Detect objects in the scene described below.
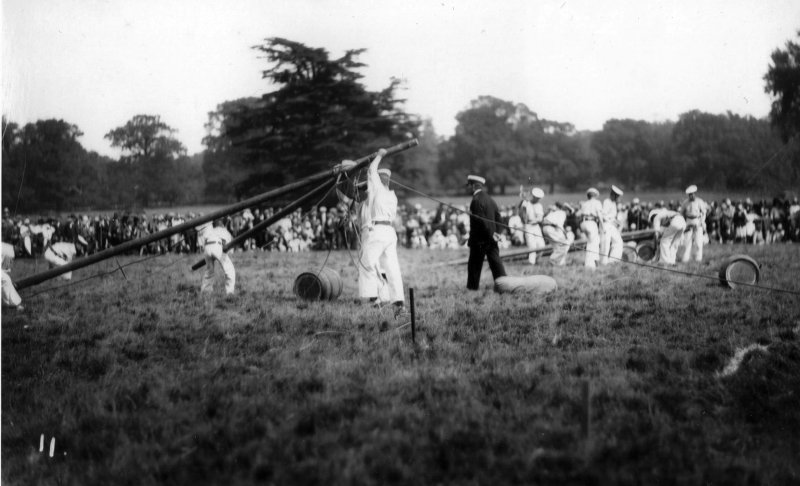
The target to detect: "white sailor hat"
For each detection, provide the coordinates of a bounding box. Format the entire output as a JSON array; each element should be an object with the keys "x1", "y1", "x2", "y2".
[
  {"x1": 586, "y1": 187, "x2": 599, "y2": 197},
  {"x1": 611, "y1": 185, "x2": 623, "y2": 196},
  {"x1": 561, "y1": 202, "x2": 575, "y2": 213},
  {"x1": 466, "y1": 175, "x2": 486, "y2": 185},
  {"x1": 378, "y1": 168, "x2": 391, "y2": 178},
  {"x1": 531, "y1": 187, "x2": 544, "y2": 198},
  {"x1": 685, "y1": 185, "x2": 698, "y2": 194}
]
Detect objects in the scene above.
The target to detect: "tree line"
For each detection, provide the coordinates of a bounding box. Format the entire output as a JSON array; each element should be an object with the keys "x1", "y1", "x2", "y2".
[{"x1": 3, "y1": 34, "x2": 799, "y2": 213}]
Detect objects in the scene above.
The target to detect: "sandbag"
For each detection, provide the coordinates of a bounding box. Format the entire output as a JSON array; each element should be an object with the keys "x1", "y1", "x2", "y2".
[{"x1": 494, "y1": 275, "x2": 558, "y2": 294}]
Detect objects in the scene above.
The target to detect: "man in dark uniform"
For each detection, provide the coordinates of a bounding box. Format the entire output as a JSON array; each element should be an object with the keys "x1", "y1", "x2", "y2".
[{"x1": 466, "y1": 175, "x2": 507, "y2": 290}]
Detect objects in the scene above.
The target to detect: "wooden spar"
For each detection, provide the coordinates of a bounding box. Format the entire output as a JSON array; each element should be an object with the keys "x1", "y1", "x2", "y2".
[
  {"x1": 440, "y1": 229, "x2": 656, "y2": 266},
  {"x1": 14, "y1": 139, "x2": 419, "y2": 290},
  {"x1": 190, "y1": 178, "x2": 335, "y2": 270}
]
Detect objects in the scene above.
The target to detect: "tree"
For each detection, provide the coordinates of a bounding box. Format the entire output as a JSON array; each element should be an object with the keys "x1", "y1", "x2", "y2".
[
  {"x1": 2, "y1": 118, "x2": 98, "y2": 212},
  {"x1": 202, "y1": 98, "x2": 261, "y2": 202},
  {"x1": 764, "y1": 31, "x2": 800, "y2": 142},
  {"x1": 394, "y1": 118, "x2": 441, "y2": 195},
  {"x1": 592, "y1": 119, "x2": 674, "y2": 190},
  {"x1": 672, "y1": 111, "x2": 783, "y2": 190},
  {"x1": 222, "y1": 37, "x2": 420, "y2": 197},
  {"x1": 439, "y1": 96, "x2": 586, "y2": 194},
  {"x1": 104, "y1": 115, "x2": 188, "y2": 206},
  {"x1": 105, "y1": 114, "x2": 186, "y2": 163},
  {"x1": 439, "y1": 96, "x2": 534, "y2": 194}
]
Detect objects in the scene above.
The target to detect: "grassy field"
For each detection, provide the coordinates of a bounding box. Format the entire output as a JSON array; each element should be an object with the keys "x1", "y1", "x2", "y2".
[{"x1": 2, "y1": 243, "x2": 799, "y2": 485}]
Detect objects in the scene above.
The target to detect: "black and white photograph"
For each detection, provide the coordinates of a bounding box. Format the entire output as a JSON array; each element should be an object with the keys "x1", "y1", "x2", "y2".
[{"x1": 2, "y1": 0, "x2": 800, "y2": 483}]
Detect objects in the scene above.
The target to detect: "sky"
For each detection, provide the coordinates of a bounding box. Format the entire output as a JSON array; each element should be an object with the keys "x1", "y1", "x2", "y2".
[{"x1": 3, "y1": 0, "x2": 799, "y2": 158}]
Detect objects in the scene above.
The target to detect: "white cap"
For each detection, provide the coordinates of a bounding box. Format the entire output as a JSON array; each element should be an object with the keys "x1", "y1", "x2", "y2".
[
  {"x1": 685, "y1": 185, "x2": 697, "y2": 194},
  {"x1": 611, "y1": 185, "x2": 623, "y2": 196},
  {"x1": 531, "y1": 187, "x2": 544, "y2": 198},
  {"x1": 467, "y1": 175, "x2": 486, "y2": 185},
  {"x1": 587, "y1": 187, "x2": 599, "y2": 197},
  {"x1": 378, "y1": 168, "x2": 391, "y2": 178}
]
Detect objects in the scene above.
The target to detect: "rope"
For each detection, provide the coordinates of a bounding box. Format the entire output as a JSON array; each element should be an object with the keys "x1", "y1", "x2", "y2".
[
  {"x1": 390, "y1": 177, "x2": 800, "y2": 297},
  {"x1": 21, "y1": 234, "x2": 195, "y2": 299},
  {"x1": 743, "y1": 136, "x2": 797, "y2": 187},
  {"x1": 13, "y1": 153, "x2": 28, "y2": 217}
]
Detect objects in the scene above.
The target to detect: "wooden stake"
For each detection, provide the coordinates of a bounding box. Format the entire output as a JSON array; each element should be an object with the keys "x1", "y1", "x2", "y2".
[{"x1": 410, "y1": 288, "x2": 415, "y2": 344}]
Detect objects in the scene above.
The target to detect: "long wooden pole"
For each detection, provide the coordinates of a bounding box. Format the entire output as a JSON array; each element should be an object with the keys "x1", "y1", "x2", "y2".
[
  {"x1": 440, "y1": 229, "x2": 656, "y2": 266},
  {"x1": 190, "y1": 179, "x2": 335, "y2": 270},
  {"x1": 14, "y1": 139, "x2": 419, "y2": 290}
]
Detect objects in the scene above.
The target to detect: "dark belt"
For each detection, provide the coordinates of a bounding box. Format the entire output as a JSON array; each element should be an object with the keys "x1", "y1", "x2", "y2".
[
  {"x1": 373, "y1": 221, "x2": 392, "y2": 226},
  {"x1": 205, "y1": 241, "x2": 221, "y2": 246},
  {"x1": 582, "y1": 216, "x2": 597, "y2": 222},
  {"x1": 47, "y1": 248, "x2": 68, "y2": 260},
  {"x1": 542, "y1": 223, "x2": 559, "y2": 228},
  {"x1": 686, "y1": 215, "x2": 700, "y2": 219}
]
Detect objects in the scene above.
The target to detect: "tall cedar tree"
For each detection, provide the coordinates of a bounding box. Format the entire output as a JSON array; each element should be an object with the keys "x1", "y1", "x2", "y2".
[
  {"x1": 764, "y1": 31, "x2": 800, "y2": 143},
  {"x1": 224, "y1": 38, "x2": 419, "y2": 197}
]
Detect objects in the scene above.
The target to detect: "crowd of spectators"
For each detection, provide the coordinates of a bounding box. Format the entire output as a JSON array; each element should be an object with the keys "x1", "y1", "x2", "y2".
[{"x1": 3, "y1": 195, "x2": 799, "y2": 259}]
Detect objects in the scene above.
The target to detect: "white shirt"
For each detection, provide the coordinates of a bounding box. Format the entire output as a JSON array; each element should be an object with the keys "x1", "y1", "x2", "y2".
[
  {"x1": 651, "y1": 209, "x2": 680, "y2": 232},
  {"x1": 200, "y1": 226, "x2": 233, "y2": 246},
  {"x1": 682, "y1": 197, "x2": 707, "y2": 220},
  {"x1": 2, "y1": 242, "x2": 14, "y2": 270},
  {"x1": 47, "y1": 242, "x2": 77, "y2": 261},
  {"x1": 543, "y1": 209, "x2": 568, "y2": 228},
  {"x1": 367, "y1": 156, "x2": 398, "y2": 224},
  {"x1": 602, "y1": 199, "x2": 618, "y2": 223},
  {"x1": 520, "y1": 200, "x2": 544, "y2": 225},
  {"x1": 578, "y1": 199, "x2": 604, "y2": 222}
]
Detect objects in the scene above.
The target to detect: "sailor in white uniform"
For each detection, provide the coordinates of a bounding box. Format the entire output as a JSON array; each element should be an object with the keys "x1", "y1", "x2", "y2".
[
  {"x1": 199, "y1": 221, "x2": 236, "y2": 295},
  {"x1": 680, "y1": 185, "x2": 708, "y2": 263},
  {"x1": 338, "y1": 149, "x2": 404, "y2": 310},
  {"x1": 600, "y1": 185, "x2": 624, "y2": 265},
  {"x1": 576, "y1": 187, "x2": 605, "y2": 268},
  {"x1": 520, "y1": 187, "x2": 545, "y2": 264},
  {"x1": 650, "y1": 208, "x2": 686, "y2": 266},
  {"x1": 43, "y1": 240, "x2": 78, "y2": 280}
]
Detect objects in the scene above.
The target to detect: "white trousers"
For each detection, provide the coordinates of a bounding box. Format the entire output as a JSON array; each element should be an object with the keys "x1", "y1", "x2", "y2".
[
  {"x1": 357, "y1": 228, "x2": 390, "y2": 302},
  {"x1": 358, "y1": 225, "x2": 404, "y2": 304},
  {"x1": 600, "y1": 223, "x2": 623, "y2": 265},
  {"x1": 680, "y1": 218, "x2": 704, "y2": 262},
  {"x1": 524, "y1": 224, "x2": 545, "y2": 264},
  {"x1": 1, "y1": 270, "x2": 21, "y2": 307},
  {"x1": 44, "y1": 248, "x2": 72, "y2": 280},
  {"x1": 202, "y1": 243, "x2": 236, "y2": 295},
  {"x1": 542, "y1": 225, "x2": 574, "y2": 266},
  {"x1": 580, "y1": 220, "x2": 600, "y2": 267},
  {"x1": 659, "y1": 216, "x2": 687, "y2": 265}
]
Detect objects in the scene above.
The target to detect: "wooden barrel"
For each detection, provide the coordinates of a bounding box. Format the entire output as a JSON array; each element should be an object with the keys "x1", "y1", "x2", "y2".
[
  {"x1": 293, "y1": 268, "x2": 343, "y2": 301},
  {"x1": 321, "y1": 267, "x2": 343, "y2": 300},
  {"x1": 718, "y1": 255, "x2": 760, "y2": 289},
  {"x1": 621, "y1": 246, "x2": 638, "y2": 263},
  {"x1": 636, "y1": 241, "x2": 656, "y2": 262}
]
